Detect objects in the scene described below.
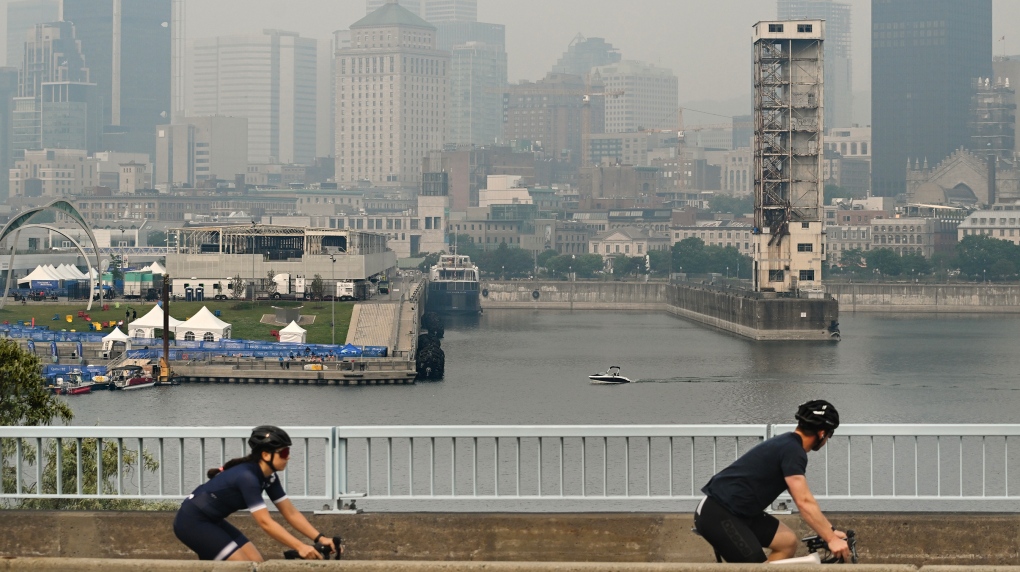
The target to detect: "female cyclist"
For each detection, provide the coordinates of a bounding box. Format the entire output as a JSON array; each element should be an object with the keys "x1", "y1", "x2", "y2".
[{"x1": 173, "y1": 425, "x2": 339, "y2": 561}]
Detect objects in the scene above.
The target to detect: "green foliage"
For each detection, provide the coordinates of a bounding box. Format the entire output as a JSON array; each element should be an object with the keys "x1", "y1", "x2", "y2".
[
  {"x1": 475, "y1": 243, "x2": 534, "y2": 278},
  {"x1": 229, "y1": 274, "x2": 245, "y2": 299},
  {"x1": 0, "y1": 339, "x2": 71, "y2": 427},
  {"x1": 863, "y1": 248, "x2": 932, "y2": 278},
  {"x1": 953, "y1": 235, "x2": 1020, "y2": 281},
  {"x1": 3, "y1": 437, "x2": 176, "y2": 510},
  {"x1": 546, "y1": 253, "x2": 604, "y2": 279},
  {"x1": 536, "y1": 249, "x2": 558, "y2": 270},
  {"x1": 417, "y1": 252, "x2": 442, "y2": 272},
  {"x1": 671, "y1": 237, "x2": 752, "y2": 278},
  {"x1": 449, "y1": 234, "x2": 482, "y2": 258},
  {"x1": 108, "y1": 254, "x2": 125, "y2": 282},
  {"x1": 612, "y1": 256, "x2": 645, "y2": 278},
  {"x1": 647, "y1": 249, "x2": 672, "y2": 275},
  {"x1": 707, "y1": 194, "x2": 753, "y2": 216},
  {"x1": 309, "y1": 274, "x2": 325, "y2": 299},
  {"x1": 265, "y1": 270, "x2": 278, "y2": 295}
]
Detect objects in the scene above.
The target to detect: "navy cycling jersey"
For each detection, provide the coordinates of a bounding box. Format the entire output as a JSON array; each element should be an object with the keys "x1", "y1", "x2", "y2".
[
  {"x1": 701, "y1": 432, "x2": 807, "y2": 518},
  {"x1": 186, "y1": 461, "x2": 287, "y2": 520}
]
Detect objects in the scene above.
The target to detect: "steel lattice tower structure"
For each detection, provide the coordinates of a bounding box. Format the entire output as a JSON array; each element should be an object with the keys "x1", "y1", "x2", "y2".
[{"x1": 752, "y1": 21, "x2": 825, "y2": 294}]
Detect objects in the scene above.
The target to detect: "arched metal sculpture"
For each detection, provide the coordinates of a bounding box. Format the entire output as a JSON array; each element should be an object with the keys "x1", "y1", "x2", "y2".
[{"x1": 0, "y1": 200, "x2": 102, "y2": 311}]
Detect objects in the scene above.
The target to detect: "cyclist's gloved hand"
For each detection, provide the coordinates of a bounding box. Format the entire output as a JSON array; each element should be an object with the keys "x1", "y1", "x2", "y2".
[
  {"x1": 297, "y1": 544, "x2": 324, "y2": 560},
  {"x1": 827, "y1": 532, "x2": 851, "y2": 561},
  {"x1": 319, "y1": 536, "x2": 339, "y2": 556}
]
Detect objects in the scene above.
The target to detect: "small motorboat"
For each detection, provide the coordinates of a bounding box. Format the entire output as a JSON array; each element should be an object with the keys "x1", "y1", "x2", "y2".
[
  {"x1": 110, "y1": 365, "x2": 156, "y2": 391},
  {"x1": 588, "y1": 366, "x2": 632, "y2": 384}
]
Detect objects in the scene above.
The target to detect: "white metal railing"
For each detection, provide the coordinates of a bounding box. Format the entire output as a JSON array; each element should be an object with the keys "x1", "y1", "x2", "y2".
[{"x1": 5, "y1": 425, "x2": 1020, "y2": 512}]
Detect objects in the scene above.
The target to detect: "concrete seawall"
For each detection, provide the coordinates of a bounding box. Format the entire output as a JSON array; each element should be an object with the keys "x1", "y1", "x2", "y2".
[
  {"x1": 825, "y1": 283, "x2": 1020, "y2": 313},
  {"x1": 480, "y1": 282, "x2": 838, "y2": 340},
  {"x1": 1, "y1": 511, "x2": 1019, "y2": 566}
]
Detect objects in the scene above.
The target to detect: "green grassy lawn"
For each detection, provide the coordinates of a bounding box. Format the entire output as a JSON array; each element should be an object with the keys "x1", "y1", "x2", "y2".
[{"x1": 0, "y1": 299, "x2": 355, "y2": 345}]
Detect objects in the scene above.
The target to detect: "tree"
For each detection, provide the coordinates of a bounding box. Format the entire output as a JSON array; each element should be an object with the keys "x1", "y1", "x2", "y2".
[
  {"x1": 707, "y1": 194, "x2": 754, "y2": 216},
  {"x1": 108, "y1": 254, "x2": 125, "y2": 282},
  {"x1": 673, "y1": 237, "x2": 710, "y2": 275},
  {"x1": 612, "y1": 256, "x2": 644, "y2": 278},
  {"x1": 309, "y1": 274, "x2": 325, "y2": 299},
  {"x1": 647, "y1": 249, "x2": 671, "y2": 275},
  {"x1": 0, "y1": 339, "x2": 71, "y2": 427},
  {"x1": 953, "y1": 235, "x2": 1020, "y2": 281},
  {"x1": 864, "y1": 248, "x2": 903, "y2": 277},
  {"x1": 265, "y1": 270, "x2": 278, "y2": 296},
  {"x1": 536, "y1": 249, "x2": 558, "y2": 271},
  {"x1": 146, "y1": 230, "x2": 166, "y2": 247},
  {"x1": 417, "y1": 252, "x2": 442, "y2": 273},
  {"x1": 229, "y1": 274, "x2": 246, "y2": 299}
]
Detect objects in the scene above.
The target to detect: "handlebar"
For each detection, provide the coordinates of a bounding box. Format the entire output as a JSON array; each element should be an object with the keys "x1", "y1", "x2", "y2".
[
  {"x1": 283, "y1": 536, "x2": 344, "y2": 560},
  {"x1": 803, "y1": 529, "x2": 858, "y2": 564}
]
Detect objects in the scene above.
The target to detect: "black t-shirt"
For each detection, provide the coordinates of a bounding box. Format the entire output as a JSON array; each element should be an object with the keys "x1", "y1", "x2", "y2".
[
  {"x1": 701, "y1": 432, "x2": 807, "y2": 518},
  {"x1": 186, "y1": 461, "x2": 287, "y2": 520}
]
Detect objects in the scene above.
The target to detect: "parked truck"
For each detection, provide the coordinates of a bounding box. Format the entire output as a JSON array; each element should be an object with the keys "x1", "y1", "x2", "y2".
[
  {"x1": 336, "y1": 280, "x2": 369, "y2": 301},
  {"x1": 269, "y1": 273, "x2": 307, "y2": 300}
]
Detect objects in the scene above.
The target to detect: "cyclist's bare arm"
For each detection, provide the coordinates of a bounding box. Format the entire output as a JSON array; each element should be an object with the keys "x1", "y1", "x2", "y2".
[
  {"x1": 275, "y1": 498, "x2": 338, "y2": 555},
  {"x1": 252, "y1": 506, "x2": 322, "y2": 560},
  {"x1": 785, "y1": 475, "x2": 850, "y2": 560}
]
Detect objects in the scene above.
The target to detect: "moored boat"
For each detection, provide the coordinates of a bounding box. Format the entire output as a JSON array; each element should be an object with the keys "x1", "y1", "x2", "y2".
[
  {"x1": 426, "y1": 254, "x2": 481, "y2": 314},
  {"x1": 110, "y1": 365, "x2": 156, "y2": 390}
]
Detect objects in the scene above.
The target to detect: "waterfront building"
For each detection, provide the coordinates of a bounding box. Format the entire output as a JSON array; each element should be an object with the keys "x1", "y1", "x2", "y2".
[
  {"x1": 551, "y1": 35, "x2": 621, "y2": 77},
  {"x1": 593, "y1": 60, "x2": 678, "y2": 134},
  {"x1": 6, "y1": 0, "x2": 58, "y2": 68},
  {"x1": 61, "y1": 0, "x2": 172, "y2": 156},
  {"x1": 957, "y1": 205, "x2": 1020, "y2": 245},
  {"x1": 824, "y1": 205, "x2": 888, "y2": 227},
  {"x1": 191, "y1": 30, "x2": 317, "y2": 165},
  {"x1": 823, "y1": 224, "x2": 871, "y2": 266},
  {"x1": 869, "y1": 217, "x2": 959, "y2": 258},
  {"x1": 70, "y1": 191, "x2": 298, "y2": 224},
  {"x1": 670, "y1": 220, "x2": 754, "y2": 257},
  {"x1": 155, "y1": 116, "x2": 249, "y2": 190},
  {"x1": 871, "y1": 0, "x2": 992, "y2": 197},
  {"x1": 336, "y1": 1, "x2": 450, "y2": 187},
  {"x1": 9, "y1": 148, "x2": 97, "y2": 197},
  {"x1": 590, "y1": 226, "x2": 670, "y2": 258},
  {"x1": 777, "y1": 0, "x2": 853, "y2": 129},
  {"x1": 752, "y1": 20, "x2": 825, "y2": 293}
]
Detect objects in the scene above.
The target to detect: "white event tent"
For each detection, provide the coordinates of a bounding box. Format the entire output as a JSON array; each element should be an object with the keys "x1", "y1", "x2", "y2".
[
  {"x1": 101, "y1": 327, "x2": 132, "y2": 352},
  {"x1": 141, "y1": 261, "x2": 166, "y2": 275},
  {"x1": 173, "y1": 306, "x2": 232, "y2": 341},
  {"x1": 128, "y1": 304, "x2": 183, "y2": 338},
  {"x1": 278, "y1": 320, "x2": 306, "y2": 343}
]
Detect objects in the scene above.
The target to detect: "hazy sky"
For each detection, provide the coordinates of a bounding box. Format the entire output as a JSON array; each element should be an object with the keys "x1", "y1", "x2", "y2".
[{"x1": 4, "y1": 0, "x2": 1020, "y2": 118}]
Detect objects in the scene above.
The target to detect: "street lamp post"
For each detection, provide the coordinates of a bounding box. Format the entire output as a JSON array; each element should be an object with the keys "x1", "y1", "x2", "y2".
[{"x1": 329, "y1": 254, "x2": 336, "y2": 345}]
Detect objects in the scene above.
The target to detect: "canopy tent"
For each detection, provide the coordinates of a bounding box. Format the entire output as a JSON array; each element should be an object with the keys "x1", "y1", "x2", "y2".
[
  {"x1": 142, "y1": 261, "x2": 166, "y2": 275},
  {"x1": 101, "y1": 327, "x2": 132, "y2": 352},
  {"x1": 18, "y1": 265, "x2": 62, "y2": 286},
  {"x1": 278, "y1": 320, "x2": 306, "y2": 343},
  {"x1": 128, "y1": 304, "x2": 182, "y2": 339},
  {"x1": 173, "y1": 306, "x2": 232, "y2": 342}
]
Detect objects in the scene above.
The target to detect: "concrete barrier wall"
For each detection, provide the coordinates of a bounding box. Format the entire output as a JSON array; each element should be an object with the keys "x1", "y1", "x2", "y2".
[
  {"x1": 2, "y1": 512, "x2": 1020, "y2": 566},
  {"x1": 480, "y1": 282, "x2": 837, "y2": 341},
  {"x1": 825, "y1": 283, "x2": 1020, "y2": 313}
]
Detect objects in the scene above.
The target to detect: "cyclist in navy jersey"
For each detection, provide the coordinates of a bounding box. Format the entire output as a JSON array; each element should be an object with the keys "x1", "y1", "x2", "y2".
[
  {"x1": 694, "y1": 400, "x2": 850, "y2": 563},
  {"x1": 174, "y1": 426, "x2": 339, "y2": 561}
]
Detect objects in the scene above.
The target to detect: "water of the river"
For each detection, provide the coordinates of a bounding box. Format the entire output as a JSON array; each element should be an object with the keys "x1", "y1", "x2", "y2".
[{"x1": 64, "y1": 310, "x2": 1020, "y2": 427}]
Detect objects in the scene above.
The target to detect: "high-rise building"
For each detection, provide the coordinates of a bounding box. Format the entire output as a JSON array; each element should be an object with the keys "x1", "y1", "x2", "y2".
[
  {"x1": 778, "y1": 0, "x2": 853, "y2": 129},
  {"x1": 12, "y1": 22, "x2": 101, "y2": 154},
  {"x1": 61, "y1": 0, "x2": 172, "y2": 157},
  {"x1": 449, "y1": 41, "x2": 506, "y2": 147},
  {"x1": 593, "y1": 60, "x2": 678, "y2": 134},
  {"x1": 6, "y1": 0, "x2": 59, "y2": 68},
  {"x1": 752, "y1": 20, "x2": 825, "y2": 293},
  {"x1": 191, "y1": 30, "x2": 318, "y2": 165},
  {"x1": 551, "y1": 35, "x2": 621, "y2": 77},
  {"x1": 155, "y1": 116, "x2": 248, "y2": 190},
  {"x1": 0, "y1": 68, "x2": 20, "y2": 201},
  {"x1": 871, "y1": 0, "x2": 992, "y2": 197},
  {"x1": 336, "y1": 1, "x2": 449, "y2": 186},
  {"x1": 423, "y1": 0, "x2": 476, "y2": 23},
  {"x1": 504, "y1": 73, "x2": 600, "y2": 164}
]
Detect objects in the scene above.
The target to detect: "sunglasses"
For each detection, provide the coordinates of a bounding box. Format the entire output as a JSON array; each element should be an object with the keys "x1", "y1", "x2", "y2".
[{"x1": 276, "y1": 447, "x2": 290, "y2": 460}]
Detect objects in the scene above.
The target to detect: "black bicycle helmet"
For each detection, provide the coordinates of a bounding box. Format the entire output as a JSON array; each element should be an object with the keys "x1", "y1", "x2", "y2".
[
  {"x1": 248, "y1": 425, "x2": 292, "y2": 452},
  {"x1": 795, "y1": 400, "x2": 840, "y2": 431}
]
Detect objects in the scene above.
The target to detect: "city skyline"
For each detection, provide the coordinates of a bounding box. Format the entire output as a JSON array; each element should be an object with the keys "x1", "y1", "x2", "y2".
[{"x1": 16, "y1": 0, "x2": 1007, "y2": 115}]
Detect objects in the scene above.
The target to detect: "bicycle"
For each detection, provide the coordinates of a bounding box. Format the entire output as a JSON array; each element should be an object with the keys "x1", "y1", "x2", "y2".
[
  {"x1": 283, "y1": 535, "x2": 344, "y2": 560},
  {"x1": 694, "y1": 527, "x2": 858, "y2": 564}
]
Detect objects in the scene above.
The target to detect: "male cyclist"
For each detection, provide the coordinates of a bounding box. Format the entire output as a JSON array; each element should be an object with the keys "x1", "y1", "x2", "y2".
[{"x1": 694, "y1": 400, "x2": 850, "y2": 563}]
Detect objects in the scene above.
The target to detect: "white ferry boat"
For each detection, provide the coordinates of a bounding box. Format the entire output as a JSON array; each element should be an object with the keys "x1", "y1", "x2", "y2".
[{"x1": 426, "y1": 254, "x2": 481, "y2": 313}]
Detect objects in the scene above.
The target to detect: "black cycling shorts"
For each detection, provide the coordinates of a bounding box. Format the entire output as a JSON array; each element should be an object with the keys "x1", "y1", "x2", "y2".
[
  {"x1": 693, "y1": 495, "x2": 780, "y2": 563},
  {"x1": 173, "y1": 499, "x2": 250, "y2": 561}
]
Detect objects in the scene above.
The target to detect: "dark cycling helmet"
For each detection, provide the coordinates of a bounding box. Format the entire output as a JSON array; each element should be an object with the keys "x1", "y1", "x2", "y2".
[
  {"x1": 249, "y1": 425, "x2": 292, "y2": 452},
  {"x1": 795, "y1": 400, "x2": 840, "y2": 431}
]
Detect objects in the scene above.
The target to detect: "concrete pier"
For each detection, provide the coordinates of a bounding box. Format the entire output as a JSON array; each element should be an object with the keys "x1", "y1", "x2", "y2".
[{"x1": 481, "y1": 281, "x2": 838, "y2": 341}]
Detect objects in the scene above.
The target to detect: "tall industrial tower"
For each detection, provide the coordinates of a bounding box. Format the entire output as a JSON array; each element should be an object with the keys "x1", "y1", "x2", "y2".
[{"x1": 752, "y1": 20, "x2": 824, "y2": 294}]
